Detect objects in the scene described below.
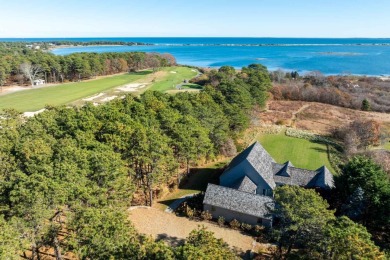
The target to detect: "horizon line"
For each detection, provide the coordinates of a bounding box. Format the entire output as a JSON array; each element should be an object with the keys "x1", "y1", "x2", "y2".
[{"x1": 1, "y1": 36, "x2": 390, "y2": 39}]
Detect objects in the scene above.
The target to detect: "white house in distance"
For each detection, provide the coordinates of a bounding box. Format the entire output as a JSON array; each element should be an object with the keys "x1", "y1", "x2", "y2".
[
  {"x1": 33, "y1": 79, "x2": 45, "y2": 86},
  {"x1": 203, "y1": 141, "x2": 334, "y2": 227}
]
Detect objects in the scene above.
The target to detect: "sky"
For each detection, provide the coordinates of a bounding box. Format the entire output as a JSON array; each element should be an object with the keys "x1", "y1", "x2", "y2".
[{"x1": 0, "y1": 0, "x2": 389, "y2": 38}]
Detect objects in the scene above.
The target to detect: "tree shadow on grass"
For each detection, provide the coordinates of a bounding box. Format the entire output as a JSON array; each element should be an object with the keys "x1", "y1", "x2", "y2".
[
  {"x1": 179, "y1": 162, "x2": 226, "y2": 191},
  {"x1": 158, "y1": 162, "x2": 227, "y2": 208},
  {"x1": 158, "y1": 198, "x2": 181, "y2": 208},
  {"x1": 129, "y1": 70, "x2": 152, "y2": 76},
  {"x1": 310, "y1": 147, "x2": 328, "y2": 153},
  {"x1": 181, "y1": 84, "x2": 203, "y2": 90}
]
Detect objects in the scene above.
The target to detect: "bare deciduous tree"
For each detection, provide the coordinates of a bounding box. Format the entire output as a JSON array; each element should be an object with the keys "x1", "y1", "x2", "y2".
[
  {"x1": 20, "y1": 62, "x2": 42, "y2": 86},
  {"x1": 161, "y1": 53, "x2": 177, "y2": 66}
]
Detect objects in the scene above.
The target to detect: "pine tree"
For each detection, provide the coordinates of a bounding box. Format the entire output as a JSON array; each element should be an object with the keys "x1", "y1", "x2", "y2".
[{"x1": 361, "y1": 99, "x2": 371, "y2": 111}]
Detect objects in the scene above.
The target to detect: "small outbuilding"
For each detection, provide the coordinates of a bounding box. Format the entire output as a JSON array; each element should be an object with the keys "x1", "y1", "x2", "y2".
[{"x1": 33, "y1": 79, "x2": 45, "y2": 86}]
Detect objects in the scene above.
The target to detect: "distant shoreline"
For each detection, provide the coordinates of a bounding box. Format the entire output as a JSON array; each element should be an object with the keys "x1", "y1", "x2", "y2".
[
  {"x1": 49, "y1": 44, "x2": 390, "y2": 77},
  {"x1": 47, "y1": 44, "x2": 124, "y2": 51},
  {"x1": 40, "y1": 38, "x2": 390, "y2": 76}
]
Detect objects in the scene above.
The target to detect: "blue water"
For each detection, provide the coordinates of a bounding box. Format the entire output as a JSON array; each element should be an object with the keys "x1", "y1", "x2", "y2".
[{"x1": 3, "y1": 38, "x2": 390, "y2": 75}]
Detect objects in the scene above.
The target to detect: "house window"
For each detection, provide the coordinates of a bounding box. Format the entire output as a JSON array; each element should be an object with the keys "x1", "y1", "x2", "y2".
[
  {"x1": 257, "y1": 218, "x2": 263, "y2": 224},
  {"x1": 263, "y1": 189, "x2": 273, "y2": 196}
]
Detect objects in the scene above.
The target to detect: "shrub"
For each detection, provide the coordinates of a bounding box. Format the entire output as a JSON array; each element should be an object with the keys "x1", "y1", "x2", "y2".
[
  {"x1": 275, "y1": 119, "x2": 290, "y2": 126},
  {"x1": 175, "y1": 193, "x2": 205, "y2": 218},
  {"x1": 258, "y1": 125, "x2": 284, "y2": 134},
  {"x1": 200, "y1": 211, "x2": 212, "y2": 221},
  {"x1": 241, "y1": 222, "x2": 252, "y2": 231},
  {"x1": 217, "y1": 216, "x2": 225, "y2": 227},
  {"x1": 254, "y1": 225, "x2": 265, "y2": 236},
  {"x1": 229, "y1": 219, "x2": 241, "y2": 230},
  {"x1": 185, "y1": 206, "x2": 194, "y2": 220},
  {"x1": 361, "y1": 99, "x2": 371, "y2": 111}
]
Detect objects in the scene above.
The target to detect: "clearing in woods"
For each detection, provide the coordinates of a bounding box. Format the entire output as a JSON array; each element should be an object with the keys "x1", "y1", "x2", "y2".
[
  {"x1": 258, "y1": 131, "x2": 335, "y2": 172},
  {"x1": 0, "y1": 67, "x2": 198, "y2": 112}
]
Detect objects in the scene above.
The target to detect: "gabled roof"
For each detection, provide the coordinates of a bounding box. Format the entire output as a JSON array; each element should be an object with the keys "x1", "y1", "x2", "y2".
[
  {"x1": 222, "y1": 141, "x2": 334, "y2": 191},
  {"x1": 273, "y1": 163, "x2": 334, "y2": 189},
  {"x1": 247, "y1": 142, "x2": 276, "y2": 188},
  {"x1": 275, "y1": 161, "x2": 294, "y2": 177},
  {"x1": 222, "y1": 142, "x2": 276, "y2": 189},
  {"x1": 273, "y1": 165, "x2": 317, "y2": 187},
  {"x1": 222, "y1": 142, "x2": 257, "y2": 173},
  {"x1": 307, "y1": 166, "x2": 335, "y2": 189},
  {"x1": 203, "y1": 184, "x2": 274, "y2": 219},
  {"x1": 232, "y1": 175, "x2": 257, "y2": 194}
]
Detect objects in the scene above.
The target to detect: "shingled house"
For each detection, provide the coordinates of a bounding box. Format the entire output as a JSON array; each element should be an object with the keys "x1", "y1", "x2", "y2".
[{"x1": 203, "y1": 141, "x2": 334, "y2": 227}]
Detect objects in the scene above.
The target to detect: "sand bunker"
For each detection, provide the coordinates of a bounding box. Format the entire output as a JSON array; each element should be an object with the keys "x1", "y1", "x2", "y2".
[
  {"x1": 83, "y1": 93, "x2": 105, "y2": 101},
  {"x1": 23, "y1": 109, "x2": 46, "y2": 118},
  {"x1": 101, "y1": 96, "x2": 117, "y2": 102},
  {"x1": 117, "y1": 84, "x2": 145, "y2": 92}
]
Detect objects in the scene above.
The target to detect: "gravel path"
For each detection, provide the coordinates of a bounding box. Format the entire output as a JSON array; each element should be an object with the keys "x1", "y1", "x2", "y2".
[
  {"x1": 164, "y1": 193, "x2": 197, "y2": 213},
  {"x1": 128, "y1": 207, "x2": 256, "y2": 253}
]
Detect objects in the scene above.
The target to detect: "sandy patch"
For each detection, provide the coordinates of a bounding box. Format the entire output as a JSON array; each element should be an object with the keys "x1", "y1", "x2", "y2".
[
  {"x1": 166, "y1": 89, "x2": 201, "y2": 94},
  {"x1": 170, "y1": 71, "x2": 177, "y2": 74},
  {"x1": 117, "y1": 84, "x2": 145, "y2": 92},
  {"x1": 128, "y1": 207, "x2": 257, "y2": 252},
  {"x1": 101, "y1": 96, "x2": 117, "y2": 102},
  {"x1": 82, "y1": 93, "x2": 105, "y2": 101},
  {"x1": 23, "y1": 109, "x2": 46, "y2": 118},
  {"x1": 0, "y1": 86, "x2": 28, "y2": 96},
  {"x1": 0, "y1": 84, "x2": 59, "y2": 97}
]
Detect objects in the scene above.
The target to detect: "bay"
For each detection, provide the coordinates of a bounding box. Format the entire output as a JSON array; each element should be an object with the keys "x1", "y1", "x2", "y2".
[{"x1": 3, "y1": 37, "x2": 390, "y2": 75}]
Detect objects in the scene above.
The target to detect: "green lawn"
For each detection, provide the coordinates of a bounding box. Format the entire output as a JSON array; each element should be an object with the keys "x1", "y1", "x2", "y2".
[
  {"x1": 385, "y1": 141, "x2": 390, "y2": 151},
  {"x1": 258, "y1": 132, "x2": 335, "y2": 172},
  {"x1": 0, "y1": 71, "x2": 151, "y2": 112},
  {"x1": 156, "y1": 160, "x2": 227, "y2": 210},
  {"x1": 181, "y1": 83, "x2": 203, "y2": 90},
  {"x1": 147, "y1": 67, "x2": 198, "y2": 92},
  {"x1": 0, "y1": 67, "x2": 198, "y2": 112}
]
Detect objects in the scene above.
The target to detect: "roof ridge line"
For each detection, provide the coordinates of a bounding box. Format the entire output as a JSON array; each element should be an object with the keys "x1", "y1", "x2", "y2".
[{"x1": 207, "y1": 183, "x2": 267, "y2": 197}]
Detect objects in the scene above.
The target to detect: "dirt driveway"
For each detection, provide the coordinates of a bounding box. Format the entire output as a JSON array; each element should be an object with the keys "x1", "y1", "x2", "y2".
[{"x1": 128, "y1": 207, "x2": 262, "y2": 254}]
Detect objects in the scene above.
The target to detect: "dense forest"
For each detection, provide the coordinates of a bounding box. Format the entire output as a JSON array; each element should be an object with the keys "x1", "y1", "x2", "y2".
[
  {"x1": 0, "y1": 64, "x2": 271, "y2": 258},
  {"x1": 0, "y1": 42, "x2": 175, "y2": 86}
]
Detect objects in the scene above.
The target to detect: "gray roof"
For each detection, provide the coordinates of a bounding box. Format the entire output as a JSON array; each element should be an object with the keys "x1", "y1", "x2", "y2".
[
  {"x1": 203, "y1": 184, "x2": 274, "y2": 219},
  {"x1": 222, "y1": 142, "x2": 276, "y2": 189},
  {"x1": 222, "y1": 141, "x2": 334, "y2": 191},
  {"x1": 247, "y1": 142, "x2": 276, "y2": 188},
  {"x1": 274, "y1": 161, "x2": 294, "y2": 177},
  {"x1": 308, "y1": 166, "x2": 335, "y2": 189},
  {"x1": 273, "y1": 163, "x2": 334, "y2": 189},
  {"x1": 222, "y1": 142, "x2": 257, "y2": 173},
  {"x1": 232, "y1": 175, "x2": 257, "y2": 194},
  {"x1": 273, "y1": 164, "x2": 317, "y2": 186}
]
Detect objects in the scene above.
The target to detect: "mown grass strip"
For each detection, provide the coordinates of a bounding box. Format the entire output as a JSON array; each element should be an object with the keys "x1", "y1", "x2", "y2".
[
  {"x1": 258, "y1": 132, "x2": 335, "y2": 172},
  {"x1": 0, "y1": 71, "x2": 151, "y2": 112},
  {"x1": 147, "y1": 67, "x2": 198, "y2": 92}
]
